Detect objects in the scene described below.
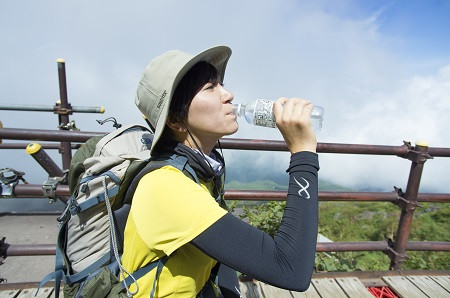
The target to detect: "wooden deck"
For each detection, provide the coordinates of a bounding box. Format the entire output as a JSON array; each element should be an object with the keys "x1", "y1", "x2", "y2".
[
  {"x1": 239, "y1": 275, "x2": 450, "y2": 298},
  {"x1": 0, "y1": 275, "x2": 449, "y2": 298}
]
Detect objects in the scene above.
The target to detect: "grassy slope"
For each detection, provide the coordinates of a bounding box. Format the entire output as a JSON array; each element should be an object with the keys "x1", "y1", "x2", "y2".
[{"x1": 225, "y1": 179, "x2": 449, "y2": 271}]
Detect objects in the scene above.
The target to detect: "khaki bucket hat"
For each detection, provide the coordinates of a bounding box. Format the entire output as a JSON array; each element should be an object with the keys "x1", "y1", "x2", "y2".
[{"x1": 135, "y1": 45, "x2": 232, "y2": 154}]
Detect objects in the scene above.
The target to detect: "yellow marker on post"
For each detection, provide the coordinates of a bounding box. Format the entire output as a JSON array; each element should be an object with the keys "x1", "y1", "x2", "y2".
[
  {"x1": 415, "y1": 140, "x2": 429, "y2": 147},
  {"x1": 26, "y1": 143, "x2": 42, "y2": 155},
  {"x1": 26, "y1": 143, "x2": 64, "y2": 177}
]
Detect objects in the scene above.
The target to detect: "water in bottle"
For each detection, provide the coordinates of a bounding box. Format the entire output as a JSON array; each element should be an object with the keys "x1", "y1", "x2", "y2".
[{"x1": 233, "y1": 99, "x2": 324, "y2": 132}]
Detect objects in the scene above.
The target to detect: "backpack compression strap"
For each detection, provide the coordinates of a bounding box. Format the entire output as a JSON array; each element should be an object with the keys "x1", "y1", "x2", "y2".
[
  {"x1": 110, "y1": 255, "x2": 168, "y2": 297},
  {"x1": 68, "y1": 171, "x2": 121, "y2": 216}
]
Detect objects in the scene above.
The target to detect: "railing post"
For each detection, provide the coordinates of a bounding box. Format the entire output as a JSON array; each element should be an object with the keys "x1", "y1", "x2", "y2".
[
  {"x1": 388, "y1": 141, "x2": 432, "y2": 269},
  {"x1": 26, "y1": 143, "x2": 64, "y2": 177},
  {"x1": 56, "y1": 58, "x2": 73, "y2": 170}
]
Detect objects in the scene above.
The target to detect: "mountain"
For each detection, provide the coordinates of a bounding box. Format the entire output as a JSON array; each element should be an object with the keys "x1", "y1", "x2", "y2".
[{"x1": 225, "y1": 179, "x2": 352, "y2": 191}]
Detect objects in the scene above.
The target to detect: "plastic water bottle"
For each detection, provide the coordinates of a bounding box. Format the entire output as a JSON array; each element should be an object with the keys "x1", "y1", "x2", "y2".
[{"x1": 234, "y1": 99, "x2": 324, "y2": 132}]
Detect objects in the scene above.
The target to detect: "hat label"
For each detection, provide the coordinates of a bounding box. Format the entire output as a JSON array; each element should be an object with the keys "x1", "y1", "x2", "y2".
[{"x1": 157, "y1": 90, "x2": 167, "y2": 108}]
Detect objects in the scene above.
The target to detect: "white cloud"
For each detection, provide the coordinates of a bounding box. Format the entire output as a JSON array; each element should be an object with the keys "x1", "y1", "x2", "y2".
[
  {"x1": 226, "y1": 3, "x2": 450, "y2": 192},
  {"x1": 317, "y1": 63, "x2": 450, "y2": 191}
]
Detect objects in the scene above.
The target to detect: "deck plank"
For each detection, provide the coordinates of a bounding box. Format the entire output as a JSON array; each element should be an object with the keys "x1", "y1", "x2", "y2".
[
  {"x1": 336, "y1": 277, "x2": 373, "y2": 297},
  {"x1": 0, "y1": 289, "x2": 20, "y2": 298},
  {"x1": 431, "y1": 276, "x2": 450, "y2": 293},
  {"x1": 382, "y1": 276, "x2": 428, "y2": 298},
  {"x1": 40, "y1": 287, "x2": 54, "y2": 298},
  {"x1": 290, "y1": 283, "x2": 321, "y2": 298},
  {"x1": 15, "y1": 288, "x2": 35, "y2": 298},
  {"x1": 311, "y1": 278, "x2": 347, "y2": 297},
  {"x1": 406, "y1": 276, "x2": 449, "y2": 298},
  {"x1": 16, "y1": 287, "x2": 53, "y2": 298},
  {"x1": 2, "y1": 275, "x2": 449, "y2": 298},
  {"x1": 239, "y1": 281, "x2": 263, "y2": 298},
  {"x1": 258, "y1": 282, "x2": 292, "y2": 298}
]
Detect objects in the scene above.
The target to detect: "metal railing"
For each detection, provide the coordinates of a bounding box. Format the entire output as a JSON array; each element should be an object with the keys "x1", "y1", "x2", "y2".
[
  {"x1": 1, "y1": 128, "x2": 449, "y2": 270},
  {"x1": 0, "y1": 59, "x2": 449, "y2": 272}
]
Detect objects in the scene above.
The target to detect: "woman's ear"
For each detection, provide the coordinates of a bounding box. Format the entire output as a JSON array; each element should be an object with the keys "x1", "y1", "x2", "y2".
[{"x1": 166, "y1": 116, "x2": 187, "y2": 132}]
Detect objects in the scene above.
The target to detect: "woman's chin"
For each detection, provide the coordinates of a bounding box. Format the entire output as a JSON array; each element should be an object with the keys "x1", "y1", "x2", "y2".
[{"x1": 229, "y1": 122, "x2": 239, "y2": 135}]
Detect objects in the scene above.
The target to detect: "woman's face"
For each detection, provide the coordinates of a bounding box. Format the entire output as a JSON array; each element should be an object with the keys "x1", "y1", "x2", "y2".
[{"x1": 185, "y1": 82, "x2": 238, "y2": 146}]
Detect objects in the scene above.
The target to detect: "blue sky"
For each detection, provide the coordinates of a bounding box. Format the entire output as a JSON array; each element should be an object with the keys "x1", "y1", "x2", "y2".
[
  {"x1": 363, "y1": 0, "x2": 449, "y2": 63},
  {"x1": 1, "y1": 0, "x2": 450, "y2": 210}
]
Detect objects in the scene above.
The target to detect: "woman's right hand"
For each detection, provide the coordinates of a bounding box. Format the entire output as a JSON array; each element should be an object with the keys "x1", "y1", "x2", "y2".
[{"x1": 273, "y1": 97, "x2": 317, "y2": 154}]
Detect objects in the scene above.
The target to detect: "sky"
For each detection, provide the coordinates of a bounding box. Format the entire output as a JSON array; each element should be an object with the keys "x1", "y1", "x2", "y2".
[{"x1": 1, "y1": 0, "x2": 450, "y2": 211}]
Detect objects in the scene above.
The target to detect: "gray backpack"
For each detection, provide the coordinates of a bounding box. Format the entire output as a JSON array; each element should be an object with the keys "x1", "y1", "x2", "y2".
[{"x1": 38, "y1": 124, "x2": 199, "y2": 297}]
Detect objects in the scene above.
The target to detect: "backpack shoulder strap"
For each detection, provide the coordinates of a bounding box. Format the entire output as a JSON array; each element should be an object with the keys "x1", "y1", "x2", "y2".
[
  {"x1": 115, "y1": 153, "x2": 199, "y2": 296},
  {"x1": 123, "y1": 153, "x2": 199, "y2": 203},
  {"x1": 149, "y1": 153, "x2": 199, "y2": 183}
]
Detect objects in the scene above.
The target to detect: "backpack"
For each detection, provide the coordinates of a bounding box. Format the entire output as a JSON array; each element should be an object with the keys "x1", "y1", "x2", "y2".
[{"x1": 37, "y1": 124, "x2": 201, "y2": 298}]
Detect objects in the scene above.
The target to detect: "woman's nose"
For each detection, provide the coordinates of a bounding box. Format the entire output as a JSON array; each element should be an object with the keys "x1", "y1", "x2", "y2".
[{"x1": 220, "y1": 85, "x2": 234, "y2": 103}]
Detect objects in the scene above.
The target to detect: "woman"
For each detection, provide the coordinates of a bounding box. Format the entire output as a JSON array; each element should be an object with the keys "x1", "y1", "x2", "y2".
[{"x1": 122, "y1": 46, "x2": 319, "y2": 297}]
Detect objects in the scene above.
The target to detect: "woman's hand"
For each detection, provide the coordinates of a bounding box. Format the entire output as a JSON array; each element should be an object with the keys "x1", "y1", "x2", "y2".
[{"x1": 273, "y1": 97, "x2": 317, "y2": 154}]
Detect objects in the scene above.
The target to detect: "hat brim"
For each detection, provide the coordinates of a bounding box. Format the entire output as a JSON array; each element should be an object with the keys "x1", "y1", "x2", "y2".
[{"x1": 150, "y1": 46, "x2": 232, "y2": 155}]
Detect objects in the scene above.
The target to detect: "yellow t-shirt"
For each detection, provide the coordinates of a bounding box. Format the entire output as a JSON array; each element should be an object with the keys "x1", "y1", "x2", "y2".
[{"x1": 121, "y1": 165, "x2": 227, "y2": 297}]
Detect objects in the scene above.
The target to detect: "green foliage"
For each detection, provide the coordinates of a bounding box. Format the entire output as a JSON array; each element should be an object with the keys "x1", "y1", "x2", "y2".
[
  {"x1": 229, "y1": 182, "x2": 450, "y2": 272},
  {"x1": 402, "y1": 204, "x2": 450, "y2": 270},
  {"x1": 403, "y1": 251, "x2": 450, "y2": 270},
  {"x1": 409, "y1": 203, "x2": 450, "y2": 241},
  {"x1": 315, "y1": 253, "x2": 359, "y2": 272},
  {"x1": 242, "y1": 201, "x2": 285, "y2": 237},
  {"x1": 315, "y1": 251, "x2": 391, "y2": 272},
  {"x1": 318, "y1": 202, "x2": 401, "y2": 241}
]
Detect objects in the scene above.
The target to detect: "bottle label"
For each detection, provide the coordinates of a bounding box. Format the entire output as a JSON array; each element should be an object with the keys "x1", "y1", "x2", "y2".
[{"x1": 253, "y1": 99, "x2": 276, "y2": 128}]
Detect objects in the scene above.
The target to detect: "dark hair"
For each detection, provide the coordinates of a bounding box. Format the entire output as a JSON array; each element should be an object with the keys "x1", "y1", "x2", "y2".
[
  {"x1": 169, "y1": 61, "x2": 220, "y2": 122},
  {"x1": 153, "y1": 61, "x2": 220, "y2": 154}
]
